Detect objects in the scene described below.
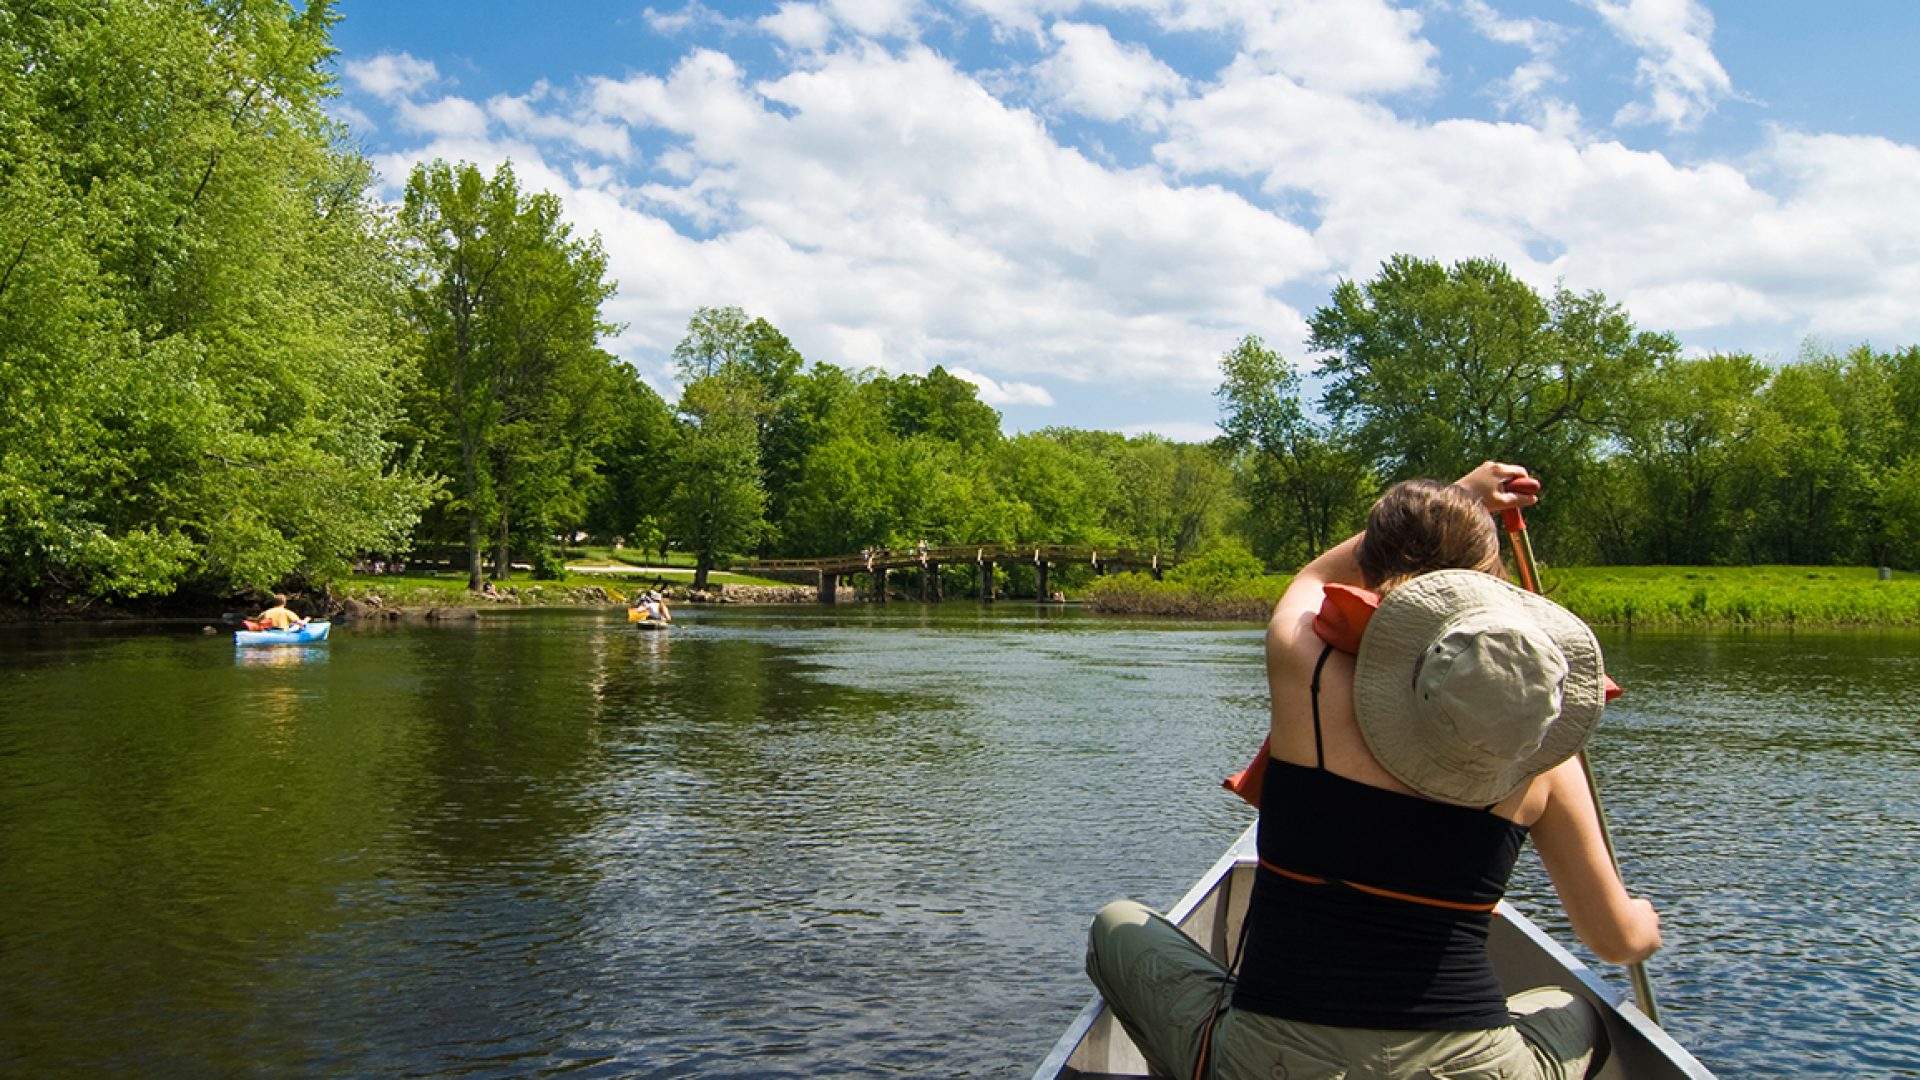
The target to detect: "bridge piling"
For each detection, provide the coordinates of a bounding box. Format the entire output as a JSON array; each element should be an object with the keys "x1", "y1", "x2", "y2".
[
  {"x1": 1036, "y1": 559, "x2": 1050, "y2": 602},
  {"x1": 872, "y1": 567, "x2": 889, "y2": 604},
  {"x1": 978, "y1": 560, "x2": 993, "y2": 602},
  {"x1": 818, "y1": 571, "x2": 838, "y2": 604}
]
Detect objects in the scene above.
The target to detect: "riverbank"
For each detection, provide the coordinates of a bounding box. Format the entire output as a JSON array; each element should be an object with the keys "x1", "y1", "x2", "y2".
[
  {"x1": 0, "y1": 572, "x2": 825, "y2": 626},
  {"x1": 1084, "y1": 565, "x2": 1920, "y2": 628}
]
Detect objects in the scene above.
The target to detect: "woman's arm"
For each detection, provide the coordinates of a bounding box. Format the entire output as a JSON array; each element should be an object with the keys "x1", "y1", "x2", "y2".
[{"x1": 1530, "y1": 758, "x2": 1664, "y2": 964}]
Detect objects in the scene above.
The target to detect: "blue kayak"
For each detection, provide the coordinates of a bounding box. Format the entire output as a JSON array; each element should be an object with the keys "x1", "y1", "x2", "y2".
[{"x1": 234, "y1": 621, "x2": 331, "y2": 646}]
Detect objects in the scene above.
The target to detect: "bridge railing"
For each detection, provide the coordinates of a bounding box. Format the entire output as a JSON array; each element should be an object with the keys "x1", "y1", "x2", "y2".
[{"x1": 738, "y1": 543, "x2": 1175, "y2": 575}]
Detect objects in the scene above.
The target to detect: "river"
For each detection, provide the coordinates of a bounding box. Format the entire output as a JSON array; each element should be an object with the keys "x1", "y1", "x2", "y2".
[{"x1": 1, "y1": 605, "x2": 1914, "y2": 1076}]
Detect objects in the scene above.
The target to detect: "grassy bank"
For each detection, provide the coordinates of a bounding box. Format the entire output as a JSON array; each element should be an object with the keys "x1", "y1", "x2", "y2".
[
  {"x1": 334, "y1": 562, "x2": 799, "y2": 612},
  {"x1": 1082, "y1": 572, "x2": 1289, "y2": 621},
  {"x1": 1085, "y1": 565, "x2": 1920, "y2": 628},
  {"x1": 1546, "y1": 565, "x2": 1920, "y2": 627}
]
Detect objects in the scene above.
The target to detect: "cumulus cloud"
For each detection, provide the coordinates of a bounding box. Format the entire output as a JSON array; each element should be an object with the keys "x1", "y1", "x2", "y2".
[
  {"x1": 581, "y1": 43, "x2": 1316, "y2": 388},
  {"x1": 644, "y1": 2, "x2": 751, "y2": 36},
  {"x1": 1582, "y1": 0, "x2": 1733, "y2": 130},
  {"x1": 333, "y1": 2, "x2": 1920, "y2": 431},
  {"x1": 825, "y1": 0, "x2": 924, "y2": 40},
  {"x1": 1451, "y1": 0, "x2": 1570, "y2": 118},
  {"x1": 1032, "y1": 21, "x2": 1184, "y2": 126},
  {"x1": 489, "y1": 89, "x2": 633, "y2": 160},
  {"x1": 950, "y1": 366, "x2": 1056, "y2": 406},
  {"x1": 761, "y1": 2, "x2": 835, "y2": 49},
  {"x1": 396, "y1": 96, "x2": 491, "y2": 140},
  {"x1": 344, "y1": 52, "x2": 439, "y2": 100}
]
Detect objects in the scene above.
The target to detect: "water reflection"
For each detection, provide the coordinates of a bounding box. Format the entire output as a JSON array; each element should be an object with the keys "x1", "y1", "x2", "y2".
[{"x1": 232, "y1": 643, "x2": 330, "y2": 668}]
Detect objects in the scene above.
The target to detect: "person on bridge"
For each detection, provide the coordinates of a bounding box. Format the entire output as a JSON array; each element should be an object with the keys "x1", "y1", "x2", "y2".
[{"x1": 1085, "y1": 461, "x2": 1661, "y2": 1080}]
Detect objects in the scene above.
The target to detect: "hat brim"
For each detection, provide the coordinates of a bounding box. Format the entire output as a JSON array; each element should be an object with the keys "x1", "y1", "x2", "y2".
[{"x1": 1352, "y1": 569, "x2": 1605, "y2": 807}]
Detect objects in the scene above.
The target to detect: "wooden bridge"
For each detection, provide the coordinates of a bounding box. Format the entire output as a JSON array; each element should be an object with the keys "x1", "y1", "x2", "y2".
[{"x1": 736, "y1": 543, "x2": 1176, "y2": 603}]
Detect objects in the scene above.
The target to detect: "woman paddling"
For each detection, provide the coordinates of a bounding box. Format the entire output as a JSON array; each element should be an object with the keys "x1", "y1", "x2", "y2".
[{"x1": 1086, "y1": 461, "x2": 1661, "y2": 1079}]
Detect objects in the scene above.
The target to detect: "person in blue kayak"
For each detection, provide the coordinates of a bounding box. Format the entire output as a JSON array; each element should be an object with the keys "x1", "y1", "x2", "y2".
[
  {"x1": 255, "y1": 594, "x2": 306, "y2": 630},
  {"x1": 1086, "y1": 461, "x2": 1662, "y2": 1080}
]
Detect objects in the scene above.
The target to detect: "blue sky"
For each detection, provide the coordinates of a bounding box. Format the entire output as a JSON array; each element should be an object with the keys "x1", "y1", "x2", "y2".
[{"x1": 326, "y1": 1, "x2": 1920, "y2": 441}]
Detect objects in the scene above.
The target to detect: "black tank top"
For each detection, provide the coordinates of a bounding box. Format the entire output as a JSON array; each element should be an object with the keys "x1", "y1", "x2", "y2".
[{"x1": 1230, "y1": 647, "x2": 1530, "y2": 1030}]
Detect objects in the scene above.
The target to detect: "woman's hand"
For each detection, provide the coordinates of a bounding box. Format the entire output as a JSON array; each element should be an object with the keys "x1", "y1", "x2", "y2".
[
  {"x1": 1620, "y1": 898, "x2": 1664, "y2": 964},
  {"x1": 1454, "y1": 460, "x2": 1536, "y2": 514}
]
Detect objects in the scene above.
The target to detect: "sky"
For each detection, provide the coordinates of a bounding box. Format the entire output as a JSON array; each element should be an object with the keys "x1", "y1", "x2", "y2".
[{"x1": 326, "y1": 0, "x2": 1920, "y2": 442}]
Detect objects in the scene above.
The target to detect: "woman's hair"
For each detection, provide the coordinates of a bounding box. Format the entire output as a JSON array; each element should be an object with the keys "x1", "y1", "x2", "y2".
[{"x1": 1356, "y1": 479, "x2": 1502, "y2": 596}]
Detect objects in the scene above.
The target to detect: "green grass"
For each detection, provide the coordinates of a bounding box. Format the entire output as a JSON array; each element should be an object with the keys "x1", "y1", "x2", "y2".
[
  {"x1": 1083, "y1": 571, "x2": 1291, "y2": 620},
  {"x1": 1084, "y1": 565, "x2": 1920, "y2": 627},
  {"x1": 1543, "y1": 565, "x2": 1920, "y2": 628},
  {"x1": 339, "y1": 562, "x2": 795, "y2": 607}
]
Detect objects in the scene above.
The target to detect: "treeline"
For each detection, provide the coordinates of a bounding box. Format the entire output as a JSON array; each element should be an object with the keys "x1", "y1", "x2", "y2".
[
  {"x1": 6, "y1": 4, "x2": 1918, "y2": 612},
  {"x1": 1221, "y1": 255, "x2": 1920, "y2": 572}
]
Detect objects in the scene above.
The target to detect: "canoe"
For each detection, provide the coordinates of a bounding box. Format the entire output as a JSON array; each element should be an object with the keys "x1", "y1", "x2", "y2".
[
  {"x1": 234, "y1": 621, "x2": 331, "y2": 646},
  {"x1": 1033, "y1": 823, "x2": 1714, "y2": 1080}
]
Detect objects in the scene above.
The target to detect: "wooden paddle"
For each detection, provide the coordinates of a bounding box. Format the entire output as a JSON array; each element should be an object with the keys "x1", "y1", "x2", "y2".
[{"x1": 1500, "y1": 477, "x2": 1663, "y2": 1026}]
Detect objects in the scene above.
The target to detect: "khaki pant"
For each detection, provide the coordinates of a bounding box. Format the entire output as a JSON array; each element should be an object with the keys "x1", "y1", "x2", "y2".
[{"x1": 1087, "y1": 899, "x2": 1602, "y2": 1080}]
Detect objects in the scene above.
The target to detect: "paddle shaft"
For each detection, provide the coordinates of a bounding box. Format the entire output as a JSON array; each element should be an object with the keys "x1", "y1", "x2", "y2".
[{"x1": 1500, "y1": 481, "x2": 1663, "y2": 1026}]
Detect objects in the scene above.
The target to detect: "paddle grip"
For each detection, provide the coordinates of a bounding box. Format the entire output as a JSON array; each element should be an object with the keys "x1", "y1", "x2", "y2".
[{"x1": 1500, "y1": 476, "x2": 1540, "y2": 533}]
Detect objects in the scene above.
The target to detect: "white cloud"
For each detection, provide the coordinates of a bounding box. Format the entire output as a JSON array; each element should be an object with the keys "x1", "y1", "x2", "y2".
[
  {"x1": 338, "y1": 5, "x2": 1920, "y2": 432},
  {"x1": 1032, "y1": 21, "x2": 1184, "y2": 126},
  {"x1": 489, "y1": 90, "x2": 633, "y2": 160},
  {"x1": 1581, "y1": 0, "x2": 1732, "y2": 130},
  {"x1": 825, "y1": 0, "x2": 923, "y2": 39},
  {"x1": 644, "y1": 2, "x2": 750, "y2": 36},
  {"x1": 396, "y1": 96, "x2": 491, "y2": 139},
  {"x1": 761, "y1": 2, "x2": 835, "y2": 49},
  {"x1": 1452, "y1": 0, "x2": 1570, "y2": 118},
  {"x1": 344, "y1": 52, "x2": 439, "y2": 100},
  {"x1": 950, "y1": 366, "x2": 1055, "y2": 406},
  {"x1": 581, "y1": 43, "x2": 1317, "y2": 387},
  {"x1": 1150, "y1": 0, "x2": 1438, "y2": 95}
]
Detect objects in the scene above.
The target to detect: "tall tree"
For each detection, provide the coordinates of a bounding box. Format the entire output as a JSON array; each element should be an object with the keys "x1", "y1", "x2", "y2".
[
  {"x1": 401, "y1": 159, "x2": 618, "y2": 588},
  {"x1": 668, "y1": 376, "x2": 767, "y2": 587},
  {"x1": 1214, "y1": 335, "x2": 1373, "y2": 566},
  {"x1": 1308, "y1": 256, "x2": 1674, "y2": 491},
  {"x1": 1620, "y1": 353, "x2": 1772, "y2": 563},
  {"x1": 0, "y1": 0, "x2": 430, "y2": 605}
]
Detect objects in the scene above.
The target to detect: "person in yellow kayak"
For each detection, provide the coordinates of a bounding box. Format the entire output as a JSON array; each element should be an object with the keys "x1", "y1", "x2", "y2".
[
  {"x1": 255, "y1": 594, "x2": 306, "y2": 630},
  {"x1": 638, "y1": 590, "x2": 671, "y2": 623}
]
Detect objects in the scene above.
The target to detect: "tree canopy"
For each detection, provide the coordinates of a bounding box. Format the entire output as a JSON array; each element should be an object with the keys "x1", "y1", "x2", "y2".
[{"x1": 0, "y1": 0, "x2": 429, "y2": 604}]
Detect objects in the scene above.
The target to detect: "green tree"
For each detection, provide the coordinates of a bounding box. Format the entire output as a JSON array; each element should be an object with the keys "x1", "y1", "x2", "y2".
[
  {"x1": 668, "y1": 377, "x2": 768, "y2": 587},
  {"x1": 1308, "y1": 256, "x2": 1674, "y2": 492},
  {"x1": 1214, "y1": 335, "x2": 1373, "y2": 566},
  {"x1": 1617, "y1": 353, "x2": 1772, "y2": 563},
  {"x1": 400, "y1": 159, "x2": 619, "y2": 588},
  {"x1": 0, "y1": 0, "x2": 430, "y2": 604},
  {"x1": 1749, "y1": 358, "x2": 1853, "y2": 564},
  {"x1": 584, "y1": 367, "x2": 677, "y2": 547},
  {"x1": 877, "y1": 366, "x2": 1004, "y2": 451}
]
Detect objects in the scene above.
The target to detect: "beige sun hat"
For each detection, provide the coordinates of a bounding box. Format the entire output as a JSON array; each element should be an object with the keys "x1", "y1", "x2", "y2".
[{"x1": 1352, "y1": 568, "x2": 1606, "y2": 808}]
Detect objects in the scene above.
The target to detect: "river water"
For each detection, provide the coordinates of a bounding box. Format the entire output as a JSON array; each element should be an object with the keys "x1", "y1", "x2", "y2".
[{"x1": 0, "y1": 605, "x2": 1914, "y2": 1077}]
